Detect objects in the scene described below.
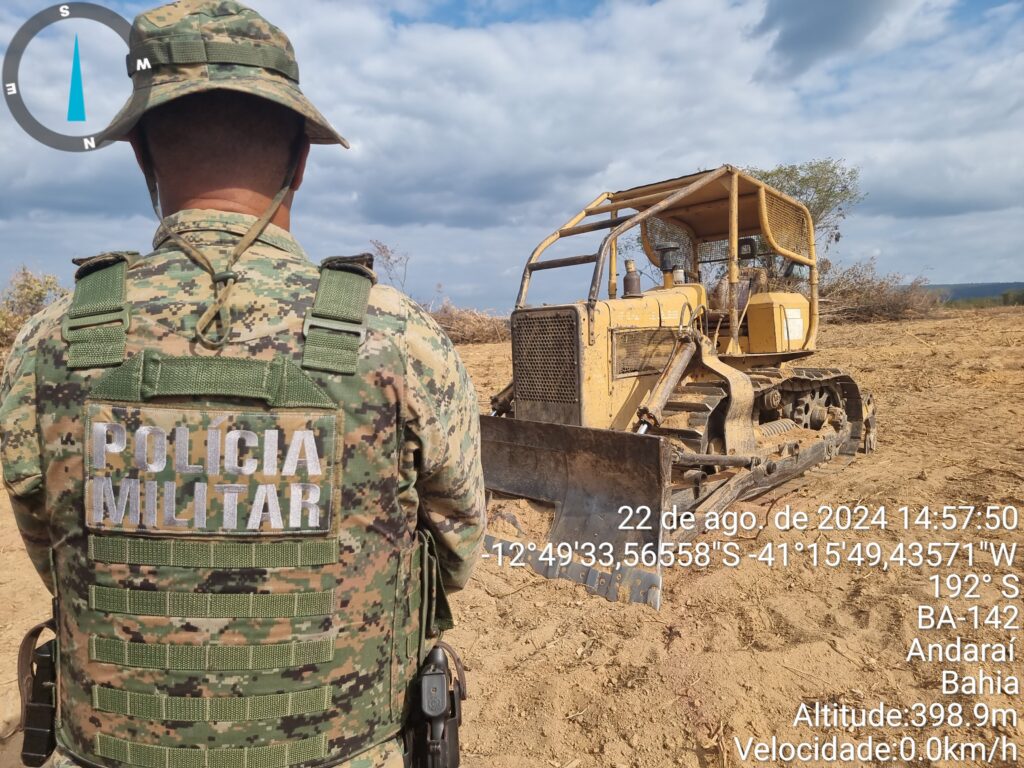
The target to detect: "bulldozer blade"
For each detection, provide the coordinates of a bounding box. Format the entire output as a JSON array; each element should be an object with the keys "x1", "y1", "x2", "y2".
[{"x1": 481, "y1": 415, "x2": 672, "y2": 607}]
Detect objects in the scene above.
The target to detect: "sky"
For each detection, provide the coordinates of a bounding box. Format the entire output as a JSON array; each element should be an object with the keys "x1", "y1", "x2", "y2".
[{"x1": 0, "y1": 0, "x2": 1022, "y2": 311}]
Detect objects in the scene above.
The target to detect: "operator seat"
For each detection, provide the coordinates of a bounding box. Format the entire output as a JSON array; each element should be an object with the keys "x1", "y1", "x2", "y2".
[{"x1": 710, "y1": 267, "x2": 768, "y2": 312}]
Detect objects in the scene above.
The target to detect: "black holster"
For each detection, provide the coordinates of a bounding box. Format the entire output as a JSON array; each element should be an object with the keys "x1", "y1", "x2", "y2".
[
  {"x1": 19, "y1": 617, "x2": 57, "y2": 768},
  {"x1": 405, "y1": 643, "x2": 466, "y2": 768}
]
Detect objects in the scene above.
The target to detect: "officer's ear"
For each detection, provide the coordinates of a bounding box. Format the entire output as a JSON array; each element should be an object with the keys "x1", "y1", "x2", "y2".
[{"x1": 291, "y1": 135, "x2": 311, "y2": 192}]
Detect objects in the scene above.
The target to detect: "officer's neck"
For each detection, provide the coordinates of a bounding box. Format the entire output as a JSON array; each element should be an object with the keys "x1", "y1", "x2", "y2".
[{"x1": 163, "y1": 190, "x2": 294, "y2": 231}]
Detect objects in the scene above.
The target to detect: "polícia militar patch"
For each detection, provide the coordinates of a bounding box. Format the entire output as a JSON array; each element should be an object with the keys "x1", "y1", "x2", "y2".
[{"x1": 84, "y1": 404, "x2": 338, "y2": 535}]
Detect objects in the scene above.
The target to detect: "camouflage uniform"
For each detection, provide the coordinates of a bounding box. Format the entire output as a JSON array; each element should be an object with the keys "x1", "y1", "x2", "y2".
[{"x1": 1, "y1": 2, "x2": 484, "y2": 767}]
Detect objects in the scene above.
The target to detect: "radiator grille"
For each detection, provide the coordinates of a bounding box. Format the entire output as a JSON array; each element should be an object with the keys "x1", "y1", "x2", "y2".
[
  {"x1": 511, "y1": 311, "x2": 579, "y2": 405},
  {"x1": 614, "y1": 329, "x2": 678, "y2": 377}
]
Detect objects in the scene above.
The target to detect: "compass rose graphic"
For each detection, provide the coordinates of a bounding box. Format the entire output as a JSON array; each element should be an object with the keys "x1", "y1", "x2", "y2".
[{"x1": 3, "y1": 3, "x2": 133, "y2": 152}]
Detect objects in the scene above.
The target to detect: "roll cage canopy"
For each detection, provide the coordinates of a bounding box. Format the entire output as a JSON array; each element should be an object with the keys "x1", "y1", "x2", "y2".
[{"x1": 515, "y1": 164, "x2": 820, "y2": 350}]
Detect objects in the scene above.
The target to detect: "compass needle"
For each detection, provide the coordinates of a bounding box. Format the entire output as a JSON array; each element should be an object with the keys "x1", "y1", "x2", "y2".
[{"x1": 67, "y1": 34, "x2": 86, "y2": 122}]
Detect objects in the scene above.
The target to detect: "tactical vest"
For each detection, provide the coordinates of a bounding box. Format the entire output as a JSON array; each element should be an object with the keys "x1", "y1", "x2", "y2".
[{"x1": 47, "y1": 254, "x2": 450, "y2": 768}]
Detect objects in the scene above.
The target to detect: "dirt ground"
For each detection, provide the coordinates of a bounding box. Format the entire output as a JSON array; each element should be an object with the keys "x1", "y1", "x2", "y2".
[{"x1": 1, "y1": 306, "x2": 1022, "y2": 767}]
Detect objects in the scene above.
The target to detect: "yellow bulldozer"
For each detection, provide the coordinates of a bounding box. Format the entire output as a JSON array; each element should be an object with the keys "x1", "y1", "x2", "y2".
[{"x1": 482, "y1": 165, "x2": 876, "y2": 607}]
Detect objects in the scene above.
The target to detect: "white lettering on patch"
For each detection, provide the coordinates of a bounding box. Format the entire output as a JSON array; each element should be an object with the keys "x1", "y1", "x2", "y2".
[
  {"x1": 247, "y1": 484, "x2": 284, "y2": 530},
  {"x1": 217, "y1": 484, "x2": 247, "y2": 529},
  {"x1": 134, "y1": 426, "x2": 167, "y2": 472},
  {"x1": 289, "y1": 483, "x2": 322, "y2": 528},
  {"x1": 91, "y1": 422, "x2": 126, "y2": 468},
  {"x1": 86, "y1": 406, "x2": 336, "y2": 536},
  {"x1": 92, "y1": 476, "x2": 139, "y2": 525},
  {"x1": 174, "y1": 426, "x2": 202, "y2": 473},
  {"x1": 282, "y1": 430, "x2": 322, "y2": 477}
]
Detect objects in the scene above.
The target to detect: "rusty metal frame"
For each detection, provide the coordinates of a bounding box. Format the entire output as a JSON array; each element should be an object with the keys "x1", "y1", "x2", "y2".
[
  {"x1": 756, "y1": 186, "x2": 819, "y2": 347},
  {"x1": 515, "y1": 192, "x2": 609, "y2": 307}
]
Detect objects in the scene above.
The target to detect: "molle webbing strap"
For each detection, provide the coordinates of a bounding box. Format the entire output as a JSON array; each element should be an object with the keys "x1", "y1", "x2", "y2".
[
  {"x1": 95, "y1": 732, "x2": 327, "y2": 768},
  {"x1": 301, "y1": 260, "x2": 374, "y2": 376},
  {"x1": 89, "y1": 635, "x2": 335, "y2": 671},
  {"x1": 128, "y1": 40, "x2": 300, "y2": 81},
  {"x1": 90, "y1": 351, "x2": 336, "y2": 409},
  {"x1": 89, "y1": 536, "x2": 338, "y2": 568},
  {"x1": 89, "y1": 586, "x2": 334, "y2": 618},
  {"x1": 92, "y1": 684, "x2": 332, "y2": 722},
  {"x1": 63, "y1": 255, "x2": 132, "y2": 370},
  {"x1": 419, "y1": 529, "x2": 454, "y2": 636}
]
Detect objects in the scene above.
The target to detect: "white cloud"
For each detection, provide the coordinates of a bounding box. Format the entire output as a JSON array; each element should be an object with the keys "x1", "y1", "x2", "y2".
[
  {"x1": 0, "y1": 0, "x2": 1021, "y2": 310},
  {"x1": 843, "y1": 205, "x2": 1024, "y2": 283}
]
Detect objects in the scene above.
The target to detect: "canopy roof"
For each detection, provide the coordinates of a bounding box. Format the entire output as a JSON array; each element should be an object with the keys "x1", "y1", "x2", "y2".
[
  {"x1": 614, "y1": 166, "x2": 762, "y2": 241},
  {"x1": 516, "y1": 164, "x2": 817, "y2": 309},
  {"x1": 577, "y1": 163, "x2": 815, "y2": 260}
]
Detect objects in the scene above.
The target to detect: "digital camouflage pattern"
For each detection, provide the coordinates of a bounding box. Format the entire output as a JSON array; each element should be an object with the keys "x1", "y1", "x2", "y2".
[
  {"x1": 39, "y1": 738, "x2": 411, "y2": 768},
  {"x1": 0, "y1": 210, "x2": 487, "y2": 768},
  {"x1": 100, "y1": 0, "x2": 349, "y2": 146}
]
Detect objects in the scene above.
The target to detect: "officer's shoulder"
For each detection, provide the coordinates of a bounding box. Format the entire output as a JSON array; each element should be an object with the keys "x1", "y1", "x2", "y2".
[
  {"x1": 366, "y1": 286, "x2": 463, "y2": 377},
  {"x1": 367, "y1": 283, "x2": 419, "y2": 328},
  {"x1": 367, "y1": 284, "x2": 447, "y2": 336},
  {"x1": 9, "y1": 292, "x2": 73, "y2": 355}
]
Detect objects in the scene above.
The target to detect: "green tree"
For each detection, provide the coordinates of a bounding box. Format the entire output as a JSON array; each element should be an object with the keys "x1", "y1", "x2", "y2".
[
  {"x1": 745, "y1": 157, "x2": 864, "y2": 251},
  {"x1": 1003, "y1": 289, "x2": 1024, "y2": 306}
]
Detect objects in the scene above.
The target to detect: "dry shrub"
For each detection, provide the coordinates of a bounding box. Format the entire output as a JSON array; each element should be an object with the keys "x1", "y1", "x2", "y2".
[
  {"x1": 369, "y1": 239, "x2": 409, "y2": 291},
  {"x1": 1, "y1": 267, "x2": 68, "y2": 356},
  {"x1": 430, "y1": 300, "x2": 510, "y2": 344},
  {"x1": 818, "y1": 257, "x2": 942, "y2": 323}
]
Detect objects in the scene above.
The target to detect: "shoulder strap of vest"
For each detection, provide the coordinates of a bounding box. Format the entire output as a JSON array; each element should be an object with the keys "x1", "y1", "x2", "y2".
[
  {"x1": 301, "y1": 255, "x2": 376, "y2": 376},
  {"x1": 62, "y1": 252, "x2": 136, "y2": 370}
]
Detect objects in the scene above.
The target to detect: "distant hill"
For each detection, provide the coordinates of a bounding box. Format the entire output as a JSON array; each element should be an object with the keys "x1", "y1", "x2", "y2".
[{"x1": 927, "y1": 282, "x2": 1024, "y2": 301}]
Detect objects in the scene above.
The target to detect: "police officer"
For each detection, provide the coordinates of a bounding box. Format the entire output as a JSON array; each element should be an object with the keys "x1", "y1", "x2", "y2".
[{"x1": 0, "y1": 2, "x2": 485, "y2": 767}]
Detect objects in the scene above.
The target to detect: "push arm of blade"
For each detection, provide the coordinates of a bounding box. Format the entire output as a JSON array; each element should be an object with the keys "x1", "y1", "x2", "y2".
[
  {"x1": 489, "y1": 380, "x2": 514, "y2": 416},
  {"x1": 635, "y1": 339, "x2": 696, "y2": 429}
]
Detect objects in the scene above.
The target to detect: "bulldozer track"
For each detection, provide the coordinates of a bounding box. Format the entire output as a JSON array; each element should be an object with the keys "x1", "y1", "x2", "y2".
[
  {"x1": 743, "y1": 454, "x2": 858, "y2": 506},
  {"x1": 654, "y1": 366, "x2": 870, "y2": 458},
  {"x1": 782, "y1": 367, "x2": 872, "y2": 454}
]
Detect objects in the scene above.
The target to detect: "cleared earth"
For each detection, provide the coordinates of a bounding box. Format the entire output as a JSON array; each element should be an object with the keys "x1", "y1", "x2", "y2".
[{"x1": 2, "y1": 307, "x2": 1022, "y2": 767}]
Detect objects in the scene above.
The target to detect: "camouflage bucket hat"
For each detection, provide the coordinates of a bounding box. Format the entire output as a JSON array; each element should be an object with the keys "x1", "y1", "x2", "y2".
[{"x1": 100, "y1": 0, "x2": 348, "y2": 147}]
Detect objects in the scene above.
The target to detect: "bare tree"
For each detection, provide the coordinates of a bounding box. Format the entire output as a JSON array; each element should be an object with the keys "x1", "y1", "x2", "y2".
[{"x1": 369, "y1": 240, "x2": 410, "y2": 291}]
